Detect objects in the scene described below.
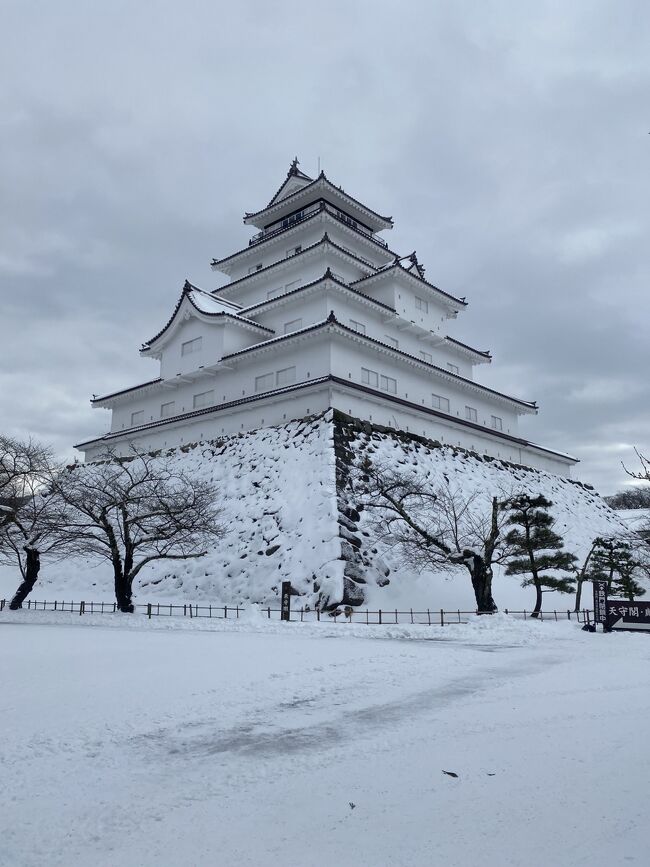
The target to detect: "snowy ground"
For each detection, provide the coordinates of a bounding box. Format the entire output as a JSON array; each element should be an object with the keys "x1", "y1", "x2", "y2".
[{"x1": 1, "y1": 612, "x2": 649, "y2": 867}]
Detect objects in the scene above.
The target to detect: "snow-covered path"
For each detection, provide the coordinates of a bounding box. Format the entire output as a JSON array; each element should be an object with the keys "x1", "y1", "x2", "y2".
[{"x1": 1, "y1": 614, "x2": 649, "y2": 867}]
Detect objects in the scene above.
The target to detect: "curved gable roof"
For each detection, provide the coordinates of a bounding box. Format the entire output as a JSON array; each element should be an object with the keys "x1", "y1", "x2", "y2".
[{"x1": 141, "y1": 281, "x2": 273, "y2": 353}]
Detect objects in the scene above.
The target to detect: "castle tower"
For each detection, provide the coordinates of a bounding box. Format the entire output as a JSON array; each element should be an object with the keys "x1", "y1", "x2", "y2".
[{"x1": 77, "y1": 160, "x2": 575, "y2": 476}]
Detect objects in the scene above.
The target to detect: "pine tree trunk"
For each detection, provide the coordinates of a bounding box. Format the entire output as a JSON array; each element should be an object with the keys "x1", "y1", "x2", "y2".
[
  {"x1": 574, "y1": 578, "x2": 583, "y2": 613},
  {"x1": 530, "y1": 580, "x2": 543, "y2": 618},
  {"x1": 468, "y1": 556, "x2": 498, "y2": 614},
  {"x1": 9, "y1": 549, "x2": 41, "y2": 609}
]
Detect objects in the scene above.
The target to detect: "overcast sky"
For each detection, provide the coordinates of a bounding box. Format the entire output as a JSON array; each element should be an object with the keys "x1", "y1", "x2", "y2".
[{"x1": 1, "y1": 0, "x2": 648, "y2": 494}]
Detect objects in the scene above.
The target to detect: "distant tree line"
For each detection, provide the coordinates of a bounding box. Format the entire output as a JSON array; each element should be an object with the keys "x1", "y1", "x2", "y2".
[{"x1": 605, "y1": 487, "x2": 650, "y2": 510}]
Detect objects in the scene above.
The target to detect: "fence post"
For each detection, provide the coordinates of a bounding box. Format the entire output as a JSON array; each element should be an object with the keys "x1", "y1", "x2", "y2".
[
  {"x1": 427, "y1": 608, "x2": 431, "y2": 626},
  {"x1": 523, "y1": 610, "x2": 527, "y2": 619},
  {"x1": 189, "y1": 604, "x2": 193, "y2": 619},
  {"x1": 395, "y1": 609, "x2": 398, "y2": 624},
  {"x1": 236, "y1": 606, "x2": 239, "y2": 619},
  {"x1": 410, "y1": 608, "x2": 414, "y2": 624},
  {"x1": 209, "y1": 604, "x2": 212, "y2": 618},
  {"x1": 147, "y1": 603, "x2": 152, "y2": 619},
  {"x1": 440, "y1": 609, "x2": 444, "y2": 626},
  {"x1": 457, "y1": 609, "x2": 461, "y2": 623},
  {"x1": 80, "y1": 601, "x2": 84, "y2": 616},
  {"x1": 317, "y1": 608, "x2": 320, "y2": 622},
  {"x1": 554, "y1": 610, "x2": 557, "y2": 621},
  {"x1": 378, "y1": 609, "x2": 382, "y2": 625},
  {"x1": 505, "y1": 608, "x2": 508, "y2": 615},
  {"x1": 224, "y1": 606, "x2": 228, "y2": 619},
  {"x1": 113, "y1": 602, "x2": 116, "y2": 613},
  {"x1": 567, "y1": 609, "x2": 571, "y2": 620},
  {"x1": 267, "y1": 606, "x2": 271, "y2": 619},
  {"x1": 0, "y1": 599, "x2": 4, "y2": 611}
]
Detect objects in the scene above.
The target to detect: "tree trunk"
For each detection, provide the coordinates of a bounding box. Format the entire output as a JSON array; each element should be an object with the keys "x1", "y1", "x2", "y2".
[
  {"x1": 113, "y1": 567, "x2": 134, "y2": 613},
  {"x1": 530, "y1": 580, "x2": 543, "y2": 618},
  {"x1": 9, "y1": 548, "x2": 41, "y2": 609},
  {"x1": 467, "y1": 555, "x2": 498, "y2": 613},
  {"x1": 574, "y1": 577, "x2": 584, "y2": 613}
]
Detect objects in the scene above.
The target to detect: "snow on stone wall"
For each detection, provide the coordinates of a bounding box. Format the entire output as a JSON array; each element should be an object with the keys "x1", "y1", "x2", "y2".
[
  {"x1": 333, "y1": 414, "x2": 638, "y2": 612},
  {"x1": 0, "y1": 411, "x2": 637, "y2": 612}
]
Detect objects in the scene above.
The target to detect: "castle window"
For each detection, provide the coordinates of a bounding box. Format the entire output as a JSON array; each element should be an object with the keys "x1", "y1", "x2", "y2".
[
  {"x1": 248, "y1": 263, "x2": 263, "y2": 274},
  {"x1": 420, "y1": 351, "x2": 433, "y2": 364},
  {"x1": 284, "y1": 318, "x2": 303, "y2": 334},
  {"x1": 384, "y1": 335, "x2": 398, "y2": 348},
  {"x1": 349, "y1": 319, "x2": 366, "y2": 335},
  {"x1": 447, "y1": 362, "x2": 459, "y2": 375},
  {"x1": 415, "y1": 297, "x2": 428, "y2": 313},
  {"x1": 361, "y1": 367, "x2": 378, "y2": 388},
  {"x1": 491, "y1": 415, "x2": 503, "y2": 431},
  {"x1": 181, "y1": 336, "x2": 202, "y2": 356},
  {"x1": 255, "y1": 372, "x2": 274, "y2": 392},
  {"x1": 465, "y1": 406, "x2": 478, "y2": 422},
  {"x1": 193, "y1": 390, "x2": 214, "y2": 409},
  {"x1": 131, "y1": 410, "x2": 144, "y2": 426},
  {"x1": 380, "y1": 375, "x2": 397, "y2": 394},
  {"x1": 276, "y1": 366, "x2": 296, "y2": 386},
  {"x1": 160, "y1": 401, "x2": 175, "y2": 418},
  {"x1": 286, "y1": 246, "x2": 302, "y2": 258},
  {"x1": 432, "y1": 394, "x2": 449, "y2": 412}
]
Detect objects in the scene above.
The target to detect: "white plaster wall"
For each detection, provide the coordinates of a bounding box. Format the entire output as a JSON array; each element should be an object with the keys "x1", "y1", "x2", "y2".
[
  {"x1": 328, "y1": 336, "x2": 520, "y2": 436},
  {"x1": 85, "y1": 386, "x2": 333, "y2": 460},
  {"x1": 109, "y1": 332, "x2": 333, "y2": 435}
]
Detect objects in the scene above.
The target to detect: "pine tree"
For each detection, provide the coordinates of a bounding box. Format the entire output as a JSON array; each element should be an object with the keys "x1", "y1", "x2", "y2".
[
  {"x1": 588, "y1": 537, "x2": 646, "y2": 601},
  {"x1": 501, "y1": 494, "x2": 577, "y2": 617}
]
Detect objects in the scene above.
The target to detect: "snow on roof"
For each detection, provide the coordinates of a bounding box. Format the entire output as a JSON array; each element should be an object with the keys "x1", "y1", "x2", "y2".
[{"x1": 187, "y1": 286, "x2": 241, "y2": 315}]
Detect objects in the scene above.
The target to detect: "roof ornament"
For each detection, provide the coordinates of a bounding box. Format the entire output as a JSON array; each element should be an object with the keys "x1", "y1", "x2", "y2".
[
  {"x1": 409, "y1": 252, "x2": 426, "y2": 278},
  {"x1": 289, "y1": 156, "x2": 300, "y2": 176}
]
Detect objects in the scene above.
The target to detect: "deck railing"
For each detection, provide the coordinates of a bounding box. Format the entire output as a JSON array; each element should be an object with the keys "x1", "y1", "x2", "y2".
[{"x1": 248, "y1": 201, "x2": 389, "y2": 250}]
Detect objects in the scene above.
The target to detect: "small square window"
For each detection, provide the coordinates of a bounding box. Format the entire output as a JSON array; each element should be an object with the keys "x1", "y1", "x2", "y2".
[
  {"x1": 284, "y1": 318, "x2": 303, "y2": 334},
  {"x1": 181, "y1": 337, "x2": 202, "y2": 356},
  {"x1": 193, "y1": 390, "x2": 214, "y2": 409},
  {"x1": 130, "y1": 410, "x2": 144, "y2": 426},
  {"x1": 276, "y1": 366, "x2": 296, "y2": 386},
  {"x1": 384, "y1": 335, "x2": 399, "y2": 348},
  {"x1": 160, "y1": 401, "x2": 175, "y2": 418},
  {"x1": 361, "y1": 367, "x2": 378, "y2": 387},
  {"x1": 491, "y1": 415, "x2": 503, "y2": 431},
  {"x1": 380, "y1": 375, "x2": 397, "y2": 394},
  {"x1": 432, "y1": 394, "x2": 450, "y2": 412},
  {"x1": 415, "y1": 297, "x2": 429, "y2": 313},
  {"x1": 447, "y1": 363, "x2": 459, "y2": 375},
  {"x1": 419, "y1": 351, "x2": 433, "y2": 364},
  {"x1": 465, "y1": 406, "x2": 477, "y2": 422},
  {"x1": 349, "y1": 319, "x2": 366, "y2": 335},
  {"x1": 255, "y1": 372, "x2": 274, "y2": 392}
]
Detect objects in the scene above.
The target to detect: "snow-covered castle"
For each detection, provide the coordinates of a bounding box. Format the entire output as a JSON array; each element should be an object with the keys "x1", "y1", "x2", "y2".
[{"x1": 77, "y1": 160, "x2": 575, "y2": 476}]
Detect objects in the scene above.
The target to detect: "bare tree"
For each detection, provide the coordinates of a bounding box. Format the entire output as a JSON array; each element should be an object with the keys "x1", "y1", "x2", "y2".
[
  {"x1": 0, "y1": 435, "x2": 72, "y2": 608},
  {"x1": 353, "y1": 458, "x2": 514, "y2": 612},
  {"x1": 51, "y1": 448, "x2": 224, "y2": 612}
]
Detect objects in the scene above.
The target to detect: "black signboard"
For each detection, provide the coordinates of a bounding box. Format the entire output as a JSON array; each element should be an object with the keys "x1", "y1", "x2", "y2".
[
  {"x1": 281, "y1": 581, "x2": 292, "y2": 622},
  {"x1": 593, "y1": 580, "x2": 608, "y2": 624},
  {"x1": 606, "y1": 599, "x2": 650, "y2": 632}
]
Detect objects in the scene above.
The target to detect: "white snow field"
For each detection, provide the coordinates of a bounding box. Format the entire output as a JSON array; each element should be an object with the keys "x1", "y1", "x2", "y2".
[{"x1": 1, "y1": 611, "x2": 649, "y2": 867}]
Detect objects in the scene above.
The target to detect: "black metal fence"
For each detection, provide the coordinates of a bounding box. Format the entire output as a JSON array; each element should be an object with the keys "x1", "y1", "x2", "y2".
[{"x1": 0, "y1": 597, "x2": 594, "y2": 626}]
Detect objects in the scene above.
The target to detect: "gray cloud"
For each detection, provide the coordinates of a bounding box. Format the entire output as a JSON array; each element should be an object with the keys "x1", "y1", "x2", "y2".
[{"x1": 1, "y1": 0, "x2": 648, "y2": 493}]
